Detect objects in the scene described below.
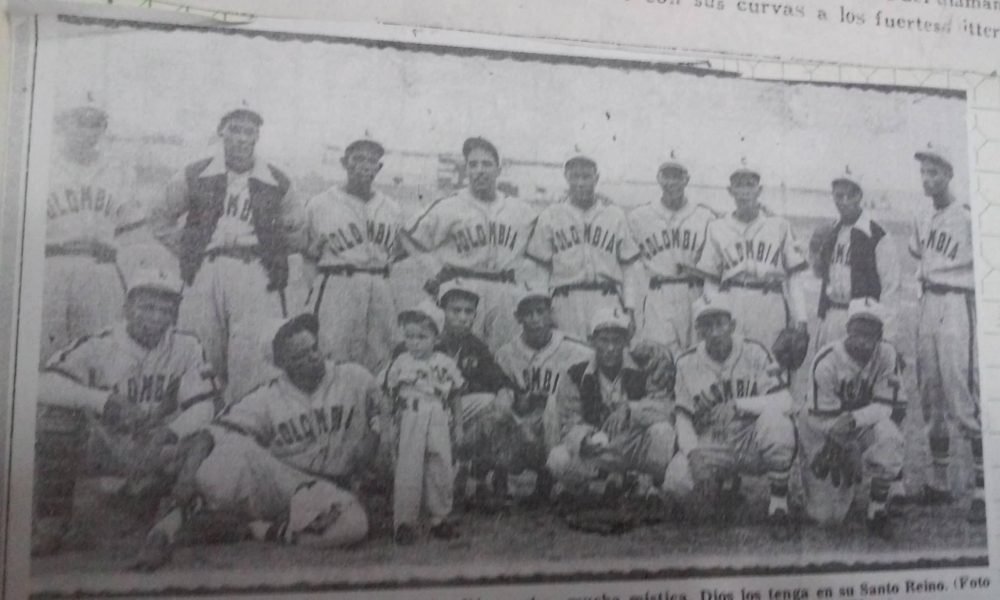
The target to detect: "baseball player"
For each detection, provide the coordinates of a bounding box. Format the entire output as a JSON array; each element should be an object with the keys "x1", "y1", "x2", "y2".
[
  {"x1": 134, "y1": 313, "x2": 374, "y2": 570},
  {"x1": 302, "y1": 137, "x2": 403, "y2": 374},
  {"x1": 525, "y1": 155, "x2": 642, "y2": 340},
  {"x1": 33, "y1": 269, "x2": 217, "y2": 556},
  {"x1": 546, "y1": 307, "x2": 675, "y2": 501},
  {"x1": 41, "y1": 102, "x2": 143, "y2": 366},
  {"x1": 811, "y1": 167, "x2": 900, "y2": 350},
  {"x1": 693, "y1": 163, "x2": 809, "y2": 349},
  {"x1": 670, "y1": 295, "x2": 796, "y2": 537},
  {"x1": 798, "y1": 298, "x2": 904, "y2": 538},
  {"x1": 400, "y1": 136, "x2": 543, "y2": 352},
  {"x1": 627, "y1": 156, "x2": 717, "y2": 349},
  {"x1": 382, "y1": 300, "x2": 464, "y2": 544},
  {"x1": 909, "y1": 143, "x2": 983, "y2": 523},
  {"x1": 150, "y1": 104, "x2": 306, "y2": 403}
]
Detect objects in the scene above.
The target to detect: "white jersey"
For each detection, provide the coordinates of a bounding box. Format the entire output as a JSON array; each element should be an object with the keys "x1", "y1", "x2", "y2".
[
  {"x1": 809, "y1": 340, "x2": 902, "y2": 415},
  {"x1": 495, "y1": 330, "x2": 593, "y2": 400},
  {"x1": 304, "y1": 186, "x2": 403, "y2": 269},
  {"x1": 44, "y1": 323, "x2": 216, "y2": 436},
  {"x1": 825, "y1": 214, "x2": 900, "y2": 305},
  {"x1": 674, "y1": 336, "x2": 784, "y2": 434},
  {"x1": 908, "y1": 199, "x2": 974, "y2": 291},
  {"x1": 46, "y1": 151, "x2": 141, "y2": 245},
  {"x1": 628, "y1": 199, "x2": 716, "y2": 279},
  {"x1": 404, "y1": 188, "x2": 538, "y2": 273},
  {"x1": 221, "y1": 361, "x2": 382, "y2": 478},
  {"x1": 526, "y1": 196, "x2": 640, "y2": 287},
  {"x1": 382, "y1": 351, "x2": 465, "y2": 405},
  {"x1": 696, "y1": 212, "x2": 808, "y2": 285}
]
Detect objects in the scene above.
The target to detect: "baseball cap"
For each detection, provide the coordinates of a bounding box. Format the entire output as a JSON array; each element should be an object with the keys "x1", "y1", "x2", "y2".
[
  {"x1": 438, "y1": 278, "x2": 480, "y2": 306},
  {"x1": 847, "y1": 297, "x2": 886, "y2": 327},
  {"x1": 462, "y1": 136, "x2": 500, "y2": 163},
  {"x1": 564, "y1": 155, "x2": 598, "y2": 171},
  {"x1": 692, "y1": 295, "x2": 733, "y2": 323},
  {"x1": 658, "y1": 150, "x2": 688, "y2": 175},
  {"x1": 128, "y1": 268, "x2": 183, "y2": 300},
  {"x1": 730, "y1": 157, "x2": 760, "y2": 185},
  {"x1": 832, "y1": 165, "x2": 863, "y2": 193},
  {"x1": 219, "y1": 100, "x2": 263, "y2": 129},
  {"x1": 513, "y1": 282, "x2": 552, "y2": 313},
  {"x1": 345, "y1": 136, "x2": 385, "y2": 157},
  {"x1": 914, "y1": 142, "x2": 954, "y2": 171},
  {"x1": 590, "y1": 306, "x2": 631, "y2": 336},
  {"x1": 399, "y1": 299, "x2": 446, "y2": 335}
]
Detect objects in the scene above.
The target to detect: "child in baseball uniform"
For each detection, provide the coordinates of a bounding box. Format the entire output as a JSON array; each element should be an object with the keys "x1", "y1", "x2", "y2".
[{"x1": 382, "y1": 300, "x2": 465, "y2": 544}]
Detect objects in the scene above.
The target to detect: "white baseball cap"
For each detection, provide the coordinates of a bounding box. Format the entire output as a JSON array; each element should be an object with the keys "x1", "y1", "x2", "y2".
[
  {"x1": 914, "y1": 142, "x2": 954, "y2": 171},
  {"x1": 832, "y1": 165, "x2": 863, "y2": 192},
  {"x1": 128, "y1": 268, "x2": 183, "y2": 299},
  {"x1": 399, "y1": 299, "x2": 445, "y2": 335},
  {"x1": 692, "y1": 295, "x2": 733, "y2": 323},
  {"x1": 847, "y1": 297, "x2": 886, "y2": 326},
  {"x1": 589, "y1": 306, "x2": 631, "y2": 336},
  {"x1": 438, "y1": 278, "x2": 480, "y2": 306},
  {"x1": 513, "y1": 282, "x2": 551, "y2": 313}
]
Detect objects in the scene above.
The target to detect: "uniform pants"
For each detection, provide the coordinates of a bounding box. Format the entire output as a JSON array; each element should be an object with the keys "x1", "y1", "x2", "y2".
[
  {"x1": 640, "y1": 282, "x2": 700, "y2": 350},
  {"x1": 307, "y1": 271, "x2": 396, "y2": 376},
  {"x1": 814, "y1": 306, "x2": 850, "y2": 353},
  {"x1": 40, "y1": 256, "x2": 124, "y2": 366},
  {"x1": 546, "y1": 422, "x2": 675, "y2": 492},
  {"x1": 552, "y1": 288, "x2": 624, "y2": 341},
  {"x1": 798, "y1": 413, "x2": 904, "y2": 525},
  {"x1": 196, "y1": 427, "x2": 367, "y2": 544},
  {"x1": 720, "y1": 287, "x2": 789, "y2": 348},
  {"x1": 393, "y1": 400, "x2": 453, "y2": 529},
  {"x1": 467, "y1": 279, "x2": 517, "y2": 354},
  {"x1": 917, "y1": 291, "x2": 980, "y2": 438}
]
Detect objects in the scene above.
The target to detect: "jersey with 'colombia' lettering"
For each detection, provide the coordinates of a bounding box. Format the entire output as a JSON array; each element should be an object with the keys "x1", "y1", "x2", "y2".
[
  {"x1": 304, "y1": 186, "x2": 403, "y2": 269},
  {"x1": 908, "y1": 200, "x2": 973, "y2": 291},
  {"x1": 695, "y1": 211, "x2": 807, "y2": 284}
]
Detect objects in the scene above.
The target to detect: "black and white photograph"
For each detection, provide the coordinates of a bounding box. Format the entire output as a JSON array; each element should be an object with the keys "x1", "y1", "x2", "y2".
[{"x1": 6, "y1": 10, "x2": 991, "y2": 597}]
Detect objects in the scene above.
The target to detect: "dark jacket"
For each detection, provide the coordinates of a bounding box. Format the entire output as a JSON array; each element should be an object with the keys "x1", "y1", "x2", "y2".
[
  {"x1": 816, "y1": 216, "x2": 886, "y2": 318},
  {"x1": 566, "y1": 360, "x2": 647, "y2": 429}
]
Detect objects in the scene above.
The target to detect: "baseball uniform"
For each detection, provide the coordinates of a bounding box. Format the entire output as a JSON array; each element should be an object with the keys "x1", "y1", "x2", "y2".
[
  {"x1": 42, "y1": 151, "x2": 142, "y2": 366},
  {"x1": 382, "y1": 351, "x2": 464, "y2": 529},
  {"x1": 303, "y1": 185, "x2": 403, "y2": 374},
  {"x1": 695, "y1": 211, "x2": 809, "y2": 347},
  {"x1": 671, "y1": 336, "x2": 795, "y2": 498},
  {"x1": 402, "y1": 188, "x2": 539, "y2": 352},
  {"x1": 799, "y1": 338, "x2": 904, "y2": 525},
  {"x1": 628, "y1": 198, "x2": 716, "y2": 349},
  {"x1": 526, "y1": 195, "x2": 641, "y2": 339},
  {"x1": 151, "y1": 152, "x2": 306, "y2": 403}
]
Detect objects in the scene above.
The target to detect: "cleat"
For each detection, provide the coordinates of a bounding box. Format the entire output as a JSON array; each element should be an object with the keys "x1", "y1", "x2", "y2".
[
  {"x1": 394, "y1": 524, "x2": 417, "y2": 546},
  {"x1": 967, "y1": 498, "x2": 987, "y2": 524},
  {"x1": 130, "y1": 530, "x2": 173, "y2": 572},
  {"x1": 767, "y1": 508, "x2": 796, "y2": 542},
  {"x1": 867, "y1": 510, "x2": 893, "y2": 541},
  {"x1": 429, "y1": 520, "x2": 461, "y2": 540}
]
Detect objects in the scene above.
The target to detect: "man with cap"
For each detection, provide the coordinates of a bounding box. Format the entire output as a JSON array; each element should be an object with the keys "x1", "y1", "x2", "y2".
[
  {"x1": 628, "y1": 155, "x2": 718, "y2": 350},
  {"x1": 150, "y1": 104, "x2": 306, "y2": 403},
  {"x1": 301, "y1": 136, "x2": 404, "y2": 374},
  {"x1": 670, "y1": 295, "x2": 796, "y2": 537},
  {"x1": 908, "y1": 143, "x2": 983, "y2": 522},
  {"x1": 33, "y1": 269, "x2": 218, "y2": 556},
  {"x1": 134, "y1": 312, "x2": 375, "y2": 570},
  {"x1": 546, "y1": 306, "x2": 675, "y2": 502},
  {"x1": 693, "y1": 162, "x2": 809, "y2": 350},
  {"x1": 797, "y1": 298, "x2": 905, "y2": 538},
  {"x1": 811, "y1": 167, "x2": 900, "y2": 351},
  {"x1": 41, "y1": 100, "x2": 144, "y2": 367},
  {"x1": 400, "y1": 136, "x2": 543, "y2": 352},
  {"x1": 525, "y1": 155, "x2": 643, "y2": 340}
]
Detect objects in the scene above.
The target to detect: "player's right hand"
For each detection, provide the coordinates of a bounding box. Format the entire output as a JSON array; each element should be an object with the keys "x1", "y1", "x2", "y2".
[{"x1": 580, "y1": 431, "x2": 610, "y2": 458}]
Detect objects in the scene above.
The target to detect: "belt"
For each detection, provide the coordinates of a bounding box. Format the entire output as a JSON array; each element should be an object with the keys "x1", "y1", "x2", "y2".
[
  {"x1": 394, "y1": 396, "x2": 444, "y2": 412},
  {"x1": 45, "y1": 242, "x2": 117, "y2": 264},
  {"x1": 808, "y1": 409, "x2": 843, "y2": 418},
  {"x1": 440, "y1": 265, "x2": 515, "y2": 284},
  {"x1": 552, "y1": 282, "x2": 619, "y2": 297},
  {"x1": 826, "y1": 301, "x2": 850, "y2": 310},
  {"x1": 204, "y1": 245, "x2": 260, "y2": 263},
  {"x1": 319, "y1": 264, "x2": 390, "y2": 278},
  {"x1": 922, "y1": 282, "x2": 973, "y2": 296},
  {"x1": 720, "y1": 280, "x2": 783, "y2": 293},
  {"x1": 649, "y1": 275, "x2": 702, "y2": 290}
]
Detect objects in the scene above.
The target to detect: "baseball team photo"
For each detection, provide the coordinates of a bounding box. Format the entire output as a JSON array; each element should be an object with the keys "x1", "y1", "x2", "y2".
[{"x1": 11, "y1": 13, "x2": 990, "y2": 596}]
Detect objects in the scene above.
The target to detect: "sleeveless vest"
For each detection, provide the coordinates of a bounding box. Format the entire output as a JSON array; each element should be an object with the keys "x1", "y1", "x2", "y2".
[
  {"x1": 567, "y1": 361, "x2": 647, "y2": 428},
  {"x1": 817, "y1": 219, "x2": 886, "y2": 318}
]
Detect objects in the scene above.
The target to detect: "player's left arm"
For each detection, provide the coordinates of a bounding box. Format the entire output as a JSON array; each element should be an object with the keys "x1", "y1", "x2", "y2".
[
  {"x1": 617, "y1": 212, "x2": 643, "y2": 312},
  {"x1": 851, "y1": 345, "x2": 902, "y2": 428},
  {"x1": 167, "y1": 340, "x2": 221, "y2": 439},
  {"x1": 277, "y1": 180, "x2": 308, "y2": 254},
  {"x1": 781, "y1": 221, "x2": 810, "y2": 328}
]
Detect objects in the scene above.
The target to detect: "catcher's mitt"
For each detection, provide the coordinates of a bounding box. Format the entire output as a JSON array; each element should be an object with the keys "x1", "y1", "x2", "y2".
[
  {"x1": 511, "y1": 390, "x2": 547, "y2": 418},
  {"x1": 809, "y1": 221, "x2": 837, "y2": 277},
  {"x1": 562, "y1": 506, "x2": 640, "y2": 535},
  {"x1": 630, "y1": 340, "x2": 676, "y2": 396},
  {"x1": 810, "y1": 439, "x2": 862, "y2": 489},
  {"x1": 772, "y1": 327, "x2": 810, "y2": 371}
]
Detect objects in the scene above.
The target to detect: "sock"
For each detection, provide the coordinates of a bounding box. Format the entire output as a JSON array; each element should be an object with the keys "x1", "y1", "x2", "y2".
[
  {"x1": 768, "y1": 471, "x2": 790, "y2": 515},
  {"x1": 971, "y1": 437, "x2": 984, "y2": 500},
  {"x1": 928, "y1": 429, "x2": 950, "y2": 491},
  {"x1": 869, "y1": 477, "x2": 890, "y2": 519}
]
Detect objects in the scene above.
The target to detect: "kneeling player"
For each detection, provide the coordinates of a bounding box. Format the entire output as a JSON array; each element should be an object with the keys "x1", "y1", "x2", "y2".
[
  {"x1": 670, "y1": 296, "x2": 796, "y2": 537},
  {"x1": 798, "y1": 298, "x2": 904, "y2": 538}
]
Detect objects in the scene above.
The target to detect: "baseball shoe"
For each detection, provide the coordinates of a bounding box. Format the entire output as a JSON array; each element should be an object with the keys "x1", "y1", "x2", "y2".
[
  {"x1": 767, "y1": 508, "x2": 797, "y2": 542},
  {"x1": 866, "y1": 509, "x2": 893, "y2": 541},
  {"x1": 966, "y1": 498, "x2": 987, "y2": 524},
  {"x1": 130, "y1": 529, "x2": 172, "y2": 572},
  {"x1": 429, "y1": 520, "x2": 461, "y2": 540},
  {"x1": 914, "y1": 484, "x2": 955, "y2": 506},
  {"x1": 394, "y1": 524, "x2": 417, "y2": 546}
]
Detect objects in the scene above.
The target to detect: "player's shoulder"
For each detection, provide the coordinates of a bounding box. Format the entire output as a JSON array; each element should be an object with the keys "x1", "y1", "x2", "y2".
[
  {"x1": 810, "y1": 340, "x2": 841, "y2": 372},
  {"x1": 876, "y1": 339, "x2": 900, "y2": 363},
  {"x1": 169, "y1": 328, "x2": 206, "y2": 349},
  {"x1": 48, "y1": 327, "x2": 115, "y2": 363},
  {"x1": 740, "y1": 337, "x2": 776, "y2": 361},
  {"x1": 331, "y1": 361, "x2": 378, "y2": 385},
  {"x1": 556, "y1": 332, "x2": 594, "y2": 354},
  {"x1": 238, "y1": 376, "x2": 282, "y2": 404},
  {"x1": 674, "y1": 344, "x2": 701, "y2": 369}
]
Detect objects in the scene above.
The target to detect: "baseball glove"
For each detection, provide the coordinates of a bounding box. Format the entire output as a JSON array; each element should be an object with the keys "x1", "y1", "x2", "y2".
[
  {"x1": 772, "y1": 327, "x2": 810, "y2": 371},
  {"x1": 511, "y1": 391, "x2": 547, "y2": 418},
  {"x1": 810, "y1": 439, "x2": 863, "y2": 489},
  {"x1": 562, "y1": 506, "x2": 640, "y2": 535},
  {"x1": 809, "y1": 221, "x2": 837, "y2": 277},
  {"x1": 630, "y1": 340, "x2": 676, "y2": 397}
]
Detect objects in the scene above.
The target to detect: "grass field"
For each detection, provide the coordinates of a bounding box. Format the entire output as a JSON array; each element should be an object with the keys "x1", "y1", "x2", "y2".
[{"x1": 29, "y1": 214, "x2": 990, "y2": 596}]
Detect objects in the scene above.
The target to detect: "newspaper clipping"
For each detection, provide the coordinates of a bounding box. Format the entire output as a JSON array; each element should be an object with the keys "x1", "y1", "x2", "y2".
[{"x1": 1, "y1": 2, "x2": 997, "y2": 599}]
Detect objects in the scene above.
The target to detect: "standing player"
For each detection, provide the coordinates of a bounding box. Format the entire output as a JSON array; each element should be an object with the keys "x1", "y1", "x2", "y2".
[
  {"x1": 525, "y1": 155, "x2": 642, "y2": 340},
  {"x1": 41, "y1": 102, "x2": 143, "y2": 366},
  {"x1": 400, "y1": 136, "x2": 542, "y2": 352},
  {"x1": 628, "y1": 156, "x2": 717, "y2": 349},
  {"x1": 33, "y1": 269, "x2": 217, "y2": 556},
  {"x1": 150, "y1": 105, "x2": 305, "y2": 403},
  {"x1": 811, "y1": 167, "x2": 900, "y2": 350},
  {"x1": 671, "y1": 296, "x2": 796, "y2": 537},
  {"x1": 909, "y1": 144, "x2": 983, "y2": 522},
  {"x1": 798, "y1": 299, "x2": 904, "y2": 538},
  {"x1": 302, "y1": 137, "x2": 403, "y2": 374},
  {"x1": 694, "y1": 163, "x2": 809, "y2": 349}
]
